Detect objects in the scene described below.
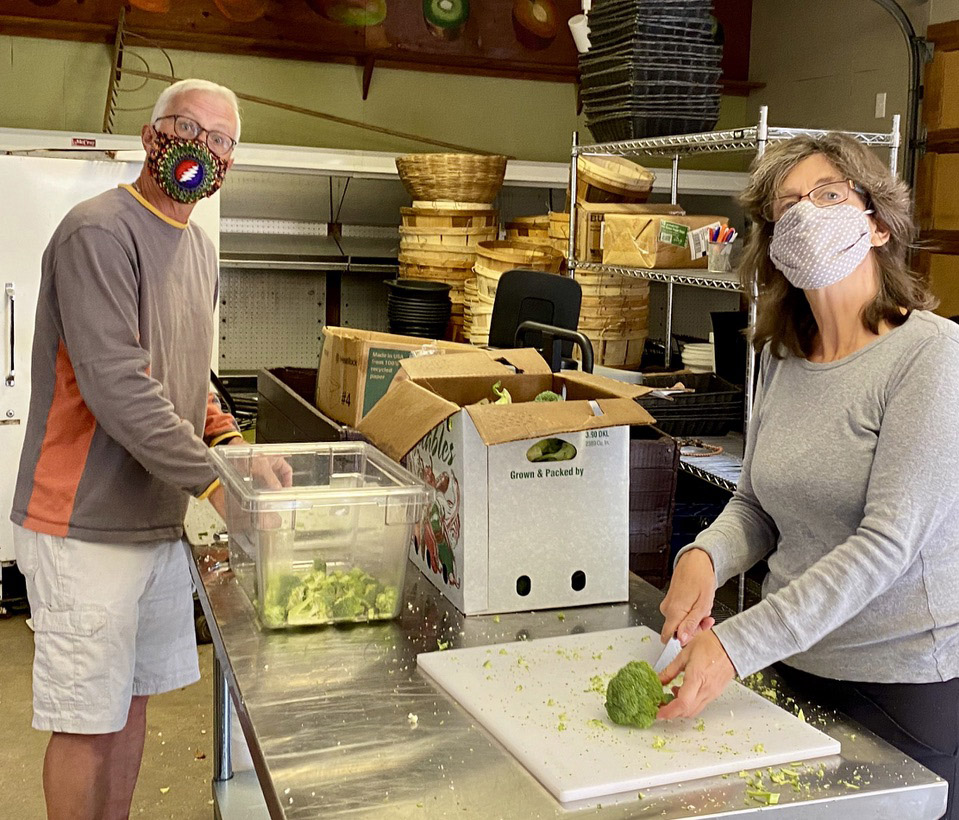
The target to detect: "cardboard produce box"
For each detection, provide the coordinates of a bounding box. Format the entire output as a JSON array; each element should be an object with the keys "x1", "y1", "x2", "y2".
[
  {"x1": 358, "y1": 349, "x2": 656, "y2": 615},
  {"x1": 576, "y1": 202, "x2": 686, "y2": 263},
  {"x1": 316, "y1": 327, "x2": 473, "y2": 428},
  {"x1": 602, "y1": 213, "x2": 728, "y2": 270}
]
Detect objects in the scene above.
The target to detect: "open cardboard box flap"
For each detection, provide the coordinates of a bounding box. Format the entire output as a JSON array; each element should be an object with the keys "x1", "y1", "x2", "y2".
[{"x1": 359, "y1": 347, "x2": 656, "y2": 457}]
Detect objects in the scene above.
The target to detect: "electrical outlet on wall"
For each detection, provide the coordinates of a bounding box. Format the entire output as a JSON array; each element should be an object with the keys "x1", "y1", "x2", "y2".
[{"x1": 875, "y1": 92, "x2": 887, "y2": 119}]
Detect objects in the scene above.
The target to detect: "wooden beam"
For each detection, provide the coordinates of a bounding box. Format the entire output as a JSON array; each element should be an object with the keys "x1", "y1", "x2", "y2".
[
  {"x1": 920, "y1": 230, "x2": 959, "y2": 254},
  {"x1": 928, "y1": 20, "x2": 959, "y2": 52},
  {"x1": 926, "y1": 129, "x2": 959, "y2": 153}
]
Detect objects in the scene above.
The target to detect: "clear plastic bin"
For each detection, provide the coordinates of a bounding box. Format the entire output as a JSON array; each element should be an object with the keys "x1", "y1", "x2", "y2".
[{"x1": 209, "y1": 442, "x2": 429, "y2": 630}]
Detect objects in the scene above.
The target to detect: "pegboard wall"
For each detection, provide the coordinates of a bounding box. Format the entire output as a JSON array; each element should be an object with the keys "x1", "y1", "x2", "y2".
[
  {"x1": 341, "y1": 275, "x2": 389, "y2": 332},
  {"x1": 219, "y1": 267, "x2": 327, "y2": 371}
]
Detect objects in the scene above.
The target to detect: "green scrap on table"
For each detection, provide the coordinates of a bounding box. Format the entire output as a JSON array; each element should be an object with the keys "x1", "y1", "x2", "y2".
[
  {"x1": 605, "y1": 661, "x2": 675, "y2": 729},
  {"x1": 652, "y1": 736, "x2": 667, "y2": 749},
  {"x1": 262, "y1": 566, "x2": 397, "y2": 627},
  {"x1": 746, "y1": 788, "x2": 780, "y2": 805},
  {"x1": 586, "y1": 675, "x2": 606, "y2": 695}
]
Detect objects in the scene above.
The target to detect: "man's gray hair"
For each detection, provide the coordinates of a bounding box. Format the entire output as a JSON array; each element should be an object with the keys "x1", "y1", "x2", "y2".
[{"x1": 150, "y1": 79, "x2": 241, "y2": 141}]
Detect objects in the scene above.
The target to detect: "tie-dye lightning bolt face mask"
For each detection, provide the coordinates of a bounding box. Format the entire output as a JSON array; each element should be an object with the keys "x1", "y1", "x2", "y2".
[{"x1": 146, "y1": 129, "x2": 228, "y2": 204}]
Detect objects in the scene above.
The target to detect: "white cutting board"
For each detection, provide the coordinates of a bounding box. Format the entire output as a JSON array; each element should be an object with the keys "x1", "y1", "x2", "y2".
[{"x1": 417, "y1": 626, "x2": 840, "y2": 804}]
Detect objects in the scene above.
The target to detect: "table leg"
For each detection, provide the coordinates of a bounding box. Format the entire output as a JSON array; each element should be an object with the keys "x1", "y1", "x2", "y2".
[{"x1": 213, "y1": 654, "x2": 233, "y2": 783}]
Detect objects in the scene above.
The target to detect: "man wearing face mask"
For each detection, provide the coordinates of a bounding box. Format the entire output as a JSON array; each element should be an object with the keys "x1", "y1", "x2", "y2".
[
  {"x1": 9, "y1": 79, "x2": 290, "y2": 820},
  {"x1": 655, "y1": 135, "x2": 959, "y2": 817}
]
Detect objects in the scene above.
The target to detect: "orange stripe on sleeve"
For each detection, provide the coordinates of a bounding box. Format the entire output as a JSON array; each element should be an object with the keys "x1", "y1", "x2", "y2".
[{"x1": 22, "y1": 341, "x2": 98, "y2": 536}]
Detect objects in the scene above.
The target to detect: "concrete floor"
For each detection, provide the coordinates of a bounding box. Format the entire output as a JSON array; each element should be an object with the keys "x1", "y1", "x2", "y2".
[{"x1": 0, "y1": 614, "x2": 216, "y2": 819}]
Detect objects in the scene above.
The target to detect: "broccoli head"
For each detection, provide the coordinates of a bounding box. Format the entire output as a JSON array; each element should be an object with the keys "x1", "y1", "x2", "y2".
[
  {"x1": 534, "y1": 390, "x2": 563, "y2": 402},
  {"x1": 605, "y1": 661, "x2": 673, "y2": 729}
]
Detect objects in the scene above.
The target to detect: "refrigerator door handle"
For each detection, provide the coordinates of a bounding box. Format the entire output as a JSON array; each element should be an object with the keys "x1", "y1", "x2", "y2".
[{"x1": 4, "y1": 282, "x2": 13, "y2": 387}]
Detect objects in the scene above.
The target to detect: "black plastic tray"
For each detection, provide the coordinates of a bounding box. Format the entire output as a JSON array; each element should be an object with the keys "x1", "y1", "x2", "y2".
[
  {"x1": 580, "y1": 65, "x2": 722, "y2": 90},
  {"x1": 581, "y1": 80, "x2": 723, "y2": 99},
  {"x1": 587, "y1": 114, "x2": 720, "y2": 142},
  {"x1": 638, "y1": 373, "x2": 743, "y2": 410}
]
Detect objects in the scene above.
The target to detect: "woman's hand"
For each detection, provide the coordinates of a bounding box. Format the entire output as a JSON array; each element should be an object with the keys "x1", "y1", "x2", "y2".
[
  {"x1": 657, "y1": 630, "x2": 736, "y2": 720},
  {"x1": 660, "y1": 548, "x2": 717, "y2": 645}
]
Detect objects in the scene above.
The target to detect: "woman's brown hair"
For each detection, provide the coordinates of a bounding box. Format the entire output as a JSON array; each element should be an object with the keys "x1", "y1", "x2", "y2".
[{"x1": 739, "y1": 133, "x2": 935, "y2": 357}]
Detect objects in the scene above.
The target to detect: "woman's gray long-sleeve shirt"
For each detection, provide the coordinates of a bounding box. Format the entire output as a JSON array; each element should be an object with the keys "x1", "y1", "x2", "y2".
[{"x1": 680, "y1": 310, "x2": 959, "y2": 683}]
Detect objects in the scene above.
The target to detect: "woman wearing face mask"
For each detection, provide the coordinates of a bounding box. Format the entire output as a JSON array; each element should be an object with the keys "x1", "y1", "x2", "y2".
[{"x1": 655, "y1": 134, "x2": 959, "y2": 816}]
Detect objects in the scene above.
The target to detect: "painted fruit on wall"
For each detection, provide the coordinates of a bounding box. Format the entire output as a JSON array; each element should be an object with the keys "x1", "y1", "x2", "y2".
[
  {"x1": 213, "y1": 0, "x2": 269, "y2": 23},
  {"x1": 512, "y1": 0, "x2": 559, "y2": 50},
  {"x1": 129, "y1": 0, "x2": 171, "y2": 11},
  {"x1": 423, "y1": 0, "x2": 469, "y2": 40},
  {"x1": 306, "y1": 0, "x2": 388, "y2": 27}
]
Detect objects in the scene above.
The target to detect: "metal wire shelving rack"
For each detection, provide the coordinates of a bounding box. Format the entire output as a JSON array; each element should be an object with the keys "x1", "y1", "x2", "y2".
[{"x1": 566, "y1": 104, "x2": 901, "y2": 490}]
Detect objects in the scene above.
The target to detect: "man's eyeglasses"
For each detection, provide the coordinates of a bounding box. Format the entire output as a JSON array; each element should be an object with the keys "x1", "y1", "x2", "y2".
[
  {"x1": 764, "y1": 179, "x2": 869, "y2": 222},
  {"x1": 153, "y1": 114, "x2": 237, "y2": 158}
]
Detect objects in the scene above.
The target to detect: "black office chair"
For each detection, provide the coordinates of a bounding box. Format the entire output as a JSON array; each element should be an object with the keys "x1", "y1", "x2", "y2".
[{"x1": 488, "y1": 269, "x2": 594, "y2": 373}]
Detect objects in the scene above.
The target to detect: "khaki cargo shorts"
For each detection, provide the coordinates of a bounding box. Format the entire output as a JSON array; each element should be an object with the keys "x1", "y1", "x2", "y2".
[{"x1": 13, "y1": 524, "x2": 201, "y2": 735}]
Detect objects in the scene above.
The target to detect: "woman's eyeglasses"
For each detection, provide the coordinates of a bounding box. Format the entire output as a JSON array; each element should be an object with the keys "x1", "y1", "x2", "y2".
[{"x1": 764, "y1": 179, "x2": 869, "y2": 222}]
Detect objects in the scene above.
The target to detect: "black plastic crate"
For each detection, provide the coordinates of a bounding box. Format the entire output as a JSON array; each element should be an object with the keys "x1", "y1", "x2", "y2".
[
  {"x1": 628, "y1": 425, "x2": 680, "y2": 589},
  {"x1": 587, "y1": 114, "x2": 720, "y2": 142},
  {"x1": 637, "y1": 373, "x2": 744, "y2": 437},
  {"x1": 639, "y1": 372, "x2": 743, "y2": 410}
]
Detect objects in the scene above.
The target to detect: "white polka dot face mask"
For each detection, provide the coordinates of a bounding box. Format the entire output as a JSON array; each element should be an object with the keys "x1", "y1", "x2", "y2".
[{"x1": 768, "y1": 200, "x2": 874, "y2": 290}]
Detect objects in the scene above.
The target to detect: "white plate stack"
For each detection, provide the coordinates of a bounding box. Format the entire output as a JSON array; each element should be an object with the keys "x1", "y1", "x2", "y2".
[{"x1": 681, "y1": 341, "x2": 714, "y2": 373}]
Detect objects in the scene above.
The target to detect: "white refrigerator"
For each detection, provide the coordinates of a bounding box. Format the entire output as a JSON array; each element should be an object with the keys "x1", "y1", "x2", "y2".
[{"x1": 0, "y1": 154, "x2": 220, "y2": 603}]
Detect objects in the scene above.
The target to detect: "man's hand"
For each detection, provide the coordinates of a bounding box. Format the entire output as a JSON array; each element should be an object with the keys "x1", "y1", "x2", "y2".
[
  {"x1": 229, "y1": 434, "x2": 294, "y2": 490},
  {"x1": 657, "y1": 630, "x2": 736, "y2": 720},
  {"x1": 208, "y1": 485, "x2": 227, "y2": 521},
  {"x1": 660, "y1": 548, "x2": 717, "y2": 646}
]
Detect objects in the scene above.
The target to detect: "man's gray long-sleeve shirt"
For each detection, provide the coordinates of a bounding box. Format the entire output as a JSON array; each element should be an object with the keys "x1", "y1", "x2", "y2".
[
  {"x1": 11, "y1": 185, "x2": 238, "y2": 544},
  {"x1": 681, "y1": 310, "x2": 959, "y2": 683}
]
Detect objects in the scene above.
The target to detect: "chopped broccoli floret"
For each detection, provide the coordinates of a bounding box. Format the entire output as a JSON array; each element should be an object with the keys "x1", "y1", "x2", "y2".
[
  {"x1": 259, "y1": 566, "x2": 398, "y2": 627},
  {"x1": 375, "y1": 587, "x2": 398, "y2": 616},
  {"x1": 605, "y1": 661, "x2": 674, "y2": 729},
  {"x1": 534, "y1": 390, "x2": 563, "y2": 402}
]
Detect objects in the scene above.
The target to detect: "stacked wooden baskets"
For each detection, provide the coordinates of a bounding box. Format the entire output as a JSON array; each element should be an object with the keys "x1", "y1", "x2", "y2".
[
  {"x1": 395, "y1": 153, "x2": 509, "y2": 342},
  {"x1": 570, "y1": 155, "x2": 656, "y2": 369},
  {"x1": 465, "y1": 240, "x2": 565, "y2": 345}
]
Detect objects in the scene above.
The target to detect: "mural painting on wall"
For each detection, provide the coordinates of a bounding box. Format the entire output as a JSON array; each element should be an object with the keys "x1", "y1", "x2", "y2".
[
  {"x1": 4, "y1": 1, "x2": 750, "y2": 85},
  {"x1": 6, "y1": 0, "x2": 580, "y2": 77}
]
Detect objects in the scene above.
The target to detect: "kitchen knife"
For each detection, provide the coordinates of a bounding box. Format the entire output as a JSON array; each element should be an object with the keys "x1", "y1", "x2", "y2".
[{"x1": 652, "y1": 636, "x2": 682, "y2": 675}]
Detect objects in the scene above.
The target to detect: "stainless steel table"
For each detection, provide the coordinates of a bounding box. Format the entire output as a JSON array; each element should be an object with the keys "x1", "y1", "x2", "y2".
[{"x1": 188, "y1": 546, "x2": 947, "y2": 819}]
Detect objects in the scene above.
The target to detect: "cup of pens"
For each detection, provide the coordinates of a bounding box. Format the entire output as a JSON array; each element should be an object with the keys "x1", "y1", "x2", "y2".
[{"x1": 707, "y1": 226, "x2": 737, "y2": 273}]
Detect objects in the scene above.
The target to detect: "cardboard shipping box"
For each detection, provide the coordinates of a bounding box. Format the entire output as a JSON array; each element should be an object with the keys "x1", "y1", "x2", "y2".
[
  {"x1": 316, "y1": 327, "x2": 473, "y2": 428},
  {"x1": 602, "y1": 213, "x2": 729, "y2": 270},
  {"x1": 576, "y1": 202, "x2": 686, "y2": 263},
  {"x1": 358, "y1": 349, "x2": 656, "y2": 615}
]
